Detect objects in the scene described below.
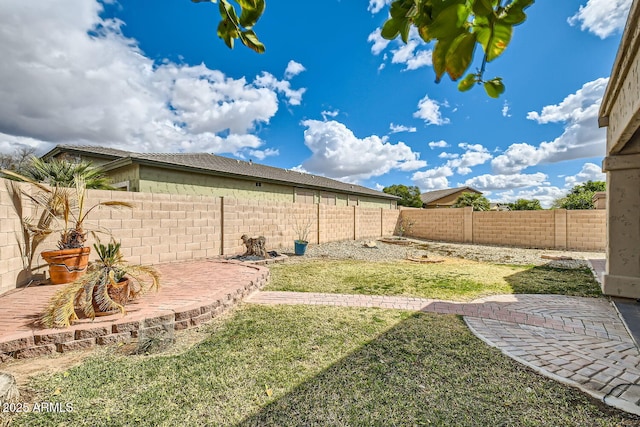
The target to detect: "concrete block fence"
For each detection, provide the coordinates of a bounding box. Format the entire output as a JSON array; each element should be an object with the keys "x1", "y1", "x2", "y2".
[
  {"x1": 0, "y1": 178, "x2": 607, "y2": 295},
  {"x1": 401, "y1": 206, "x2": 606, "y2": 252},
  {"x1": 0, "y1": 179, "x2": 401, "y2": 295}
]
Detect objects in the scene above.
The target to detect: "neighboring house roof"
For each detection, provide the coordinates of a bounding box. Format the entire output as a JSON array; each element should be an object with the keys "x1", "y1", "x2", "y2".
[
  {"x1": 420, "y1": 186, "x2": 482, "y2": 205},
  {"x1": 43, "y1": 145, "x2": 398, "y2": 200}
]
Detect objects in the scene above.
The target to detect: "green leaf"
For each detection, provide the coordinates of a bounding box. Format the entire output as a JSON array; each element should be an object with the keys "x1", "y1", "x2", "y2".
[
  {"x1": 483, "y1": 78, "x2": 505, "y2": 98},
  {"x1": 458, "y1": 73, "x2": 477, "y2": 91},
  {"x1": 217, "y1": 19, "x2": 236, "y2": 49},
  {"x1": 472, "y1": 0, "x2": 494, "y2": 17},
  {"x1": 239, "y1": 30, "x2": 265, "y2": 53},
  {"x1": 219, "y1": 0, "x2": 239, "y2": 26},
  {"x1": 239, "y1": 0, "x2": 265, "y2": 28},
  {"x1": 389, "y1": 0, "x2": 411, "y2": 18},
  {"x1": 428, "y1": 4, "x2": 467, "y2": 40},
  {"x1": 418, "y1": 25, "x2": 431, "y2": 42},
  {"x1": 486, "y1": 22, "x2": 512, "y2": 61},
  {"x1": 381, "y1": 18, "x2": 402, "y2": 40},
  {"x1": 400, "y1": 18, "x2": 411, "y2": 43},
  {"x1": 445, "y1": 32, "x2": 476, "y2": 81},
  {"x1": 501, "y1": 0, "x2": 534, "y2": 25},
  {"x1": 433, "y1": 38, "x2": 455, "y2": 83}
]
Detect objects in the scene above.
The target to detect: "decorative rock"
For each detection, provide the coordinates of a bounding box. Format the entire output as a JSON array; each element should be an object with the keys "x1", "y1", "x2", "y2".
[
  {"x1": 363, "y1": 241, "x2": 377, "y2": 248},
  {"x1": 0, "y1": 372, "x2": 19, "y2": 401}
]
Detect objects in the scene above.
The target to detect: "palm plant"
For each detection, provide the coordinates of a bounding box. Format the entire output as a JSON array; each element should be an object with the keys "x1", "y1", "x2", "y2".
[
  {"x1": 2, "y1": 162, "x2": 134, "y2": 284},
  {"x1": 1, "y1": 168, "x2": 133, "y2": 249},
  {"x1": 42, "y1": 238, "x2": 160, "y2": 328},
  {"x1": 23, "y1": 157, "x2": 116, "y2": 190}
]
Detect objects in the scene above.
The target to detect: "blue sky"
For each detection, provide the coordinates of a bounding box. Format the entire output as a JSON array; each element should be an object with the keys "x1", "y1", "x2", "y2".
[{"x1": 0, "y1": 0, "x2": 632, "y2": 206}]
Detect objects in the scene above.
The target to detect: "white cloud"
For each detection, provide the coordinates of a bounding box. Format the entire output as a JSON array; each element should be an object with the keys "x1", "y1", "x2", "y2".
[
  {"x1": 464, "y1": 172, "x2": 548, "y2": 191},
  {"x1": 568, "y1": 0, "x2": 632, "y2": 39},
  {"x1": 300, "y1": 120, "x2": 427, "y2": 182},
  {"x1": 429, "y1": 140, "x2": 449, "y2": 149},
  {"x1": 413, "y1": 95, "x2": 450, "y2": 126},
  {"x1": 492, "y1": 78, "x2": 608, "y2": 173},
  {"x1": 254, "y1": 72, "x2": 307, "y2": 106},
  {"x1": 284, "y1": 60, "x2": 306, "y2": 79},
  {"x1": 502, "y1": 101, "x2": 511, "y2": 118},
  {"x1": 368, "y1": 30, "x2": 391, "y2": 55},
  {"x1": 564, "y1": 162, "x2": 606, "y2": 187},
  {"x1": 445, "y1": 143, "x2": 492, "y2": 175},
  {"x1": 321, "y1": 110, "x2": 339, "y2": 121},
  {"x1": 368, "y1": 0, "x2": 392, "y2": 13},
  {"x1": 411, "y1": 166, "x2": 453, "y2": 190},
  {"x1": 493, "y1": 186, "x2": 566, "y2": 208},
  {"x1": 526, "y1": 78, "x2": 608, "y2": 124},
  {"x1": 247, "y1": 148, "x2": 280, "y2": 161},
  {"x1": 389, "y1": 123, "x2": 417, "y2": 134},
  {"x1": 438, "y1": 152, "x2": 458, "y2": 159},
  {"x1": 369, "y1": 26, "x2": 432, "y2": 71},
  {"x1": 0, "y1": 0, "x2": 303, "y2": 158},
  {"x1": 391, "y1": 40, "x2": 433, "y2": 71}
]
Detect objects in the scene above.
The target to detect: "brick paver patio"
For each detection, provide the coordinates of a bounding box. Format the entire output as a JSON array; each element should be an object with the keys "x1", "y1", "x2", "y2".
[{"x1": 0, "y1": 260, "x2": 268, "y2": 360}]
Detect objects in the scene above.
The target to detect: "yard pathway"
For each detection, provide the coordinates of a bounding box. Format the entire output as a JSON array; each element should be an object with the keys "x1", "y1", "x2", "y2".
[{"x1": 246, "y1": 260, "x2": 640, "y2": 416}]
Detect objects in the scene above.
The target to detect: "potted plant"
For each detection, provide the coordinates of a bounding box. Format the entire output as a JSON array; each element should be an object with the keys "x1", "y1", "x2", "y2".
[
  {"x1": 293, "y1": 217, "x2": 312, "y2": 256},
  {"x1": 39, "y1": 178, "x2": 134, "y2": 284},
  {"x1": 1, "y1": 168, "x2": 133, "y2": 284},
  {"x1": 41, "y1": 238, "x2": 160, "y2": 328}
]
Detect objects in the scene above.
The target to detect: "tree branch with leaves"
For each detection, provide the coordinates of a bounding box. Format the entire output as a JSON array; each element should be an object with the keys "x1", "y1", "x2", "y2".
[
  {"x1": 381, "y1": 0, "x2": 534, "y2": 98},
  {"x1": 193, "y1": 0, "x2": 534, "y2": 98},
  {"x1": 192, "y1": 0, "x2": 265, "y2": 53}
]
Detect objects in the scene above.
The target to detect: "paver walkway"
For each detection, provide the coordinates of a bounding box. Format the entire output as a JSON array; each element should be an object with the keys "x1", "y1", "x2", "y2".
[{"x1": 246, "y1": 261, "x2": 640, "y2": 416}]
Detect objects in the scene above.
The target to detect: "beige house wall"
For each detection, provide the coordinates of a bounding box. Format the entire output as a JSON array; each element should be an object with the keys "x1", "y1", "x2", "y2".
[
  {"x1": 598, "y1": 0, "x2": 640, "y2": 298},
  {"x1": 139, "y1": 165, "x2": 295, "y2": 202},
  {"x1": 424, "y1": 189, "x2": 481, "y2": 208}
]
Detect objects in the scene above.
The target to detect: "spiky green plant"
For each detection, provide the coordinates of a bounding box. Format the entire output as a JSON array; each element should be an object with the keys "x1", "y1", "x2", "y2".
[
  {"x1": 1, "y1": 169, "x2": 134, "y2": 249},
  {"x1": 41, "y1": 239, "x2": 160, "y2": 328},
  {"x1": 23, "y1": 157, "x2": 115, "y2": 190}
]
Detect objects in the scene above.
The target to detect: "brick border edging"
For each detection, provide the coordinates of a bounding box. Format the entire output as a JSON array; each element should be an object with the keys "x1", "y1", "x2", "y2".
[{"x1": 0, "y1": 266, "x2": 270, "y2": 361}]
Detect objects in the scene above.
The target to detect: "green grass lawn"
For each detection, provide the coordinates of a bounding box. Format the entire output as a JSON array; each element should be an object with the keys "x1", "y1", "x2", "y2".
[
  {"x1": 11, "y1": 305, "x2": 636, "y2": 426},
  {"x1": 266, "y1": 259, "x2": 602, "y2": 300}
]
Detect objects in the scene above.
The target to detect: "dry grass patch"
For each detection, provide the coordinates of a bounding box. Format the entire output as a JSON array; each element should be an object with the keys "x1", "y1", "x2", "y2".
[{"x1": 267, "y1": 259, "x2": 602, "y2": 300}]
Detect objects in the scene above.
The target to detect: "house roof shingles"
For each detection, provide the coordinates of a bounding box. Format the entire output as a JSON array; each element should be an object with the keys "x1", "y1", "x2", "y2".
[
  {"x1": 420, "y1": 186, "x2": 481, "y2": 205},
  {"x1": 45, "y1": 145, "x2": 398, "y2": 200}
]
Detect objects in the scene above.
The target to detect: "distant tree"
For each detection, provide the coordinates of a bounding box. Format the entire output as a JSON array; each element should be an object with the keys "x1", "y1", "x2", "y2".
[
  {"x1": 452, "y1": 192, "x2": 490, "y2": 211},
  {"x1": 553, "y1": 181, "x2": 606, "y2": 210},
  {"x1": 508, "y1": 198, "x2": 542, "y2": 210},
  {"x1": 194, "y1": 0, "x2": 535, "y2": 98},
  {"x1": 0, "y1": 147, "x2": 36, "y2": 174},
  {"x1": 383, "y1": 184, "x2": 423, "y2": 207}
]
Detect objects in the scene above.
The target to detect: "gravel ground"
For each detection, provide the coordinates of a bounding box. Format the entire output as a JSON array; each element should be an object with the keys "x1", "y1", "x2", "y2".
[{"x1": 283, "y1": 238, "x2": 604, "y2": 268}]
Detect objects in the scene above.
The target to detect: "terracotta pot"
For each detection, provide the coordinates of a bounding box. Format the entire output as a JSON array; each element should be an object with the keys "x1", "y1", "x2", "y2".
[
  {"x1": 41, "y1": 247, "x2": 91, "y2": 285},
  {"x1": 92, "y1": 277, "x2": 131, "y2": 316}
]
